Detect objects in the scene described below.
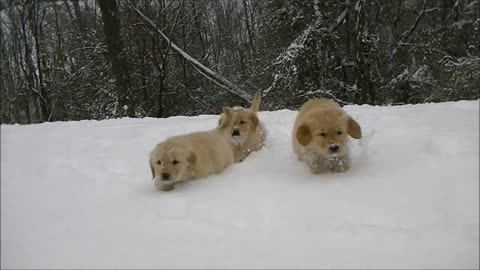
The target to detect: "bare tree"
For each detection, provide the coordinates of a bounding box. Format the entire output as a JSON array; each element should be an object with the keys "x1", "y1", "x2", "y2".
[{"x1": 1, "y1": 0, "x2": 478, "y2": 124}]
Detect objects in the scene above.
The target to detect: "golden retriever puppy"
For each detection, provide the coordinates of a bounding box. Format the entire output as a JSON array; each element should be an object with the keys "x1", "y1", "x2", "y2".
[
  {"x1": 149, "y1": 107, "x2": 235, "y2": 191},
  {"x1": 219, "y1": 90, "x2": 267, "y2": 163},
  {"x1": 292, "y1": 98, "x2": 362, "y2": 174}
]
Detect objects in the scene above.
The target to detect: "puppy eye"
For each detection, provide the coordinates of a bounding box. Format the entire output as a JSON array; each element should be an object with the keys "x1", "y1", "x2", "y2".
[
  {"x1": 239, "y1": 120, "x2": 245, "y2": 125},
  {"x1": 337, "y1": 131, "x2": 342, "y2": 135},
  {"x1": 172, "y1": 160, "x2": 179, "y2": 165},
  {"x1": 319, "y1": 132, "x2": 326, "y2": 137},
  {"x1": 156, "y1": 160, "x2": 162, "y2": 165}
]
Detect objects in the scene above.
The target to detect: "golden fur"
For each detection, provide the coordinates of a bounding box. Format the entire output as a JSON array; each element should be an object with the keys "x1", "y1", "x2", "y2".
[
  {"x1": 219, "y1": 90, "x2": 267, "y2": 163},
  {"x1": 292, "y1": 98, "x2": 362, "y2": 174},
  {"x1": 149, "y1": 107, "x2": 235, "y2": 191}
]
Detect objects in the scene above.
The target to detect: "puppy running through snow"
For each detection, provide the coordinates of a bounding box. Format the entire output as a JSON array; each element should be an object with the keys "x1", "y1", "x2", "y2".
[
  {"x1": 292, "y1": 98, "x2": 362, "y2": 174},
  {"x1": 219, "y1": 90, "x2": 267, "y2": 163},
  {"x1": 149, "y1": 107, "x2": 235, "y2": 191}
]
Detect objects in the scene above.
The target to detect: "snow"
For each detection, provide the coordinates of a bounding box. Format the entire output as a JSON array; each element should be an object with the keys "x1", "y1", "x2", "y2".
[
  {"x1": 1, "y1": 100, "x2": 479, "y2": 269},
  {"x1": 412, "y1": 64, "x2": 432, "y2": 82},
  {"x1": 313, "y1": 0, "x2": 322, "y2": 18}
]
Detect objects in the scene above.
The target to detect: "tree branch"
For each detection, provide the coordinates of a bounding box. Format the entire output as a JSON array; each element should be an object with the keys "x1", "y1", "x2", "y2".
[
  {"x1": 124, "y1": 0, "x2": 252, "y2": 102},
  {"x1": 400, "y1": 0, "x2": 429, "y2": 42},
  {"x1": 328, "y1": 6, "x2": 349, "y2": 33},
  {"x1": 162, "y1": 0, "x2": 184, "y2": 67}
]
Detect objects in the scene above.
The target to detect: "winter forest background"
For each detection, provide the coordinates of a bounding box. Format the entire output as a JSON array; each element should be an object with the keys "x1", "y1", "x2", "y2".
[{"x1": 0, "y1": 0, "x2": 478, "y2": 124}]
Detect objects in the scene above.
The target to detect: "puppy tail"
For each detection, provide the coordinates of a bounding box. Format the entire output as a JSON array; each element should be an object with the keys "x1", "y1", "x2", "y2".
[
  {"x1": 250, "y1": 90, "x2": 262, "y2": 113},
  {"x1": 218, "y1": 107, "x2": 234, "y2": 132}
]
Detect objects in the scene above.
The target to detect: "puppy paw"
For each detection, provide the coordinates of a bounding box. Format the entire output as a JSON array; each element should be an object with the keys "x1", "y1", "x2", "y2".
[
  {"x1": 160, "y1": 184, "x2": 175, "y2": 192},
  {"x1": 309, "y1": 163, "x2": 327, "y2": 174},
  {"x1": 332, "y1": 166, "x2": 348, "y2": 173},
  {"x1": 329, "y1": 157, "x2": 350, "y2": 173},
  {"x1": 154, "y1": 178, "x2": 175, "y2": 191}
]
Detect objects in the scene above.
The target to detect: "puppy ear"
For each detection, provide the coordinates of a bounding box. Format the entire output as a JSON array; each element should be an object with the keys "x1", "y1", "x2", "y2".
[
  {"x1": 217, "y1": 113, "x2": 224, "y2": 126},
  {"x1": 296, "y1": 124, "x2": 312, "y2": 146},
  {"x1": 250, "y1": 90, "x2": 262, "y2": 113},
  {"x1": 188, "y1": 152, "x2": 197, "y2": 166},
  {"x1": 149, "y1": 160, "x2": 155, "y2": 178},
  {"x1": 347, "y1": 117, "x2": 362, "y2": 139},
  {"x1": 249, "y1": 114, "x2": 259, "y2": 129}
]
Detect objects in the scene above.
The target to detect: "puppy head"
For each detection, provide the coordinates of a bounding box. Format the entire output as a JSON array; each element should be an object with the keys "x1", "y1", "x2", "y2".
[
  {"x1": 149, "y1": 142, "x2": 196, "y2": 190},
  {"x1": 296, "y1": 108, "x2": 361, "y2": 157},
  {"x1": 219, "y1": 107, "x2": 259, "y2": 145}
]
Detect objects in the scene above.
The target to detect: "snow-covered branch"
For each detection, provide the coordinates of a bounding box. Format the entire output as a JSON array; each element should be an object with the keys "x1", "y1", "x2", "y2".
[{"x1": 267, "y1": 5, "x2": 350, "y2": 97}]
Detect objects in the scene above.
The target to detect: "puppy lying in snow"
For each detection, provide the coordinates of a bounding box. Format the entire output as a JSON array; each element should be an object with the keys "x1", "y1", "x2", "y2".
[
  {"x1": 218, "y1": 90, "x2": 267, "y2": 163},
  {"x1": 149, "y1": 107, "x2": 235, "y2": 191},
  {"x1": 292, "y1": 98, "x2": 362, "y2": 174}
]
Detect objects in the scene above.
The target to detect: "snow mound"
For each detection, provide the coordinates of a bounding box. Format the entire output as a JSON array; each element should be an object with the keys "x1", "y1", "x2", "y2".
[{"x1": 1, "y1": 100, "x2": 479, "y2": 269}]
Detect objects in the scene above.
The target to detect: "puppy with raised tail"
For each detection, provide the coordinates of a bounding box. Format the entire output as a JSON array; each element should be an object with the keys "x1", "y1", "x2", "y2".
[
  {"x1": 292, "y1": 98, "x2": 362, "y2": 174},
  {"x1": 149, "y1": 107, "x2": 235, "y2": 191},
  {"x1": 219, "y1": 90, "x2": 267, "y2": 163}
]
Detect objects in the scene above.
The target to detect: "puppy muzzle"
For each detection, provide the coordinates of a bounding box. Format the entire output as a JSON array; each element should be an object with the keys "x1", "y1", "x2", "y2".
[
  {"x1": 161, "y1": 173, "x2": 171, "y2": 181},
  {"x1": 328, "y1": 143, "x2": 340, "y2": 155}
]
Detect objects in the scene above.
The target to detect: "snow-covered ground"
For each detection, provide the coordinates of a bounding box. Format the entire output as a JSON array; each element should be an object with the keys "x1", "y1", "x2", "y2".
[{"x1": 1, "y1": 101, "x2": 479, "y2": 269}]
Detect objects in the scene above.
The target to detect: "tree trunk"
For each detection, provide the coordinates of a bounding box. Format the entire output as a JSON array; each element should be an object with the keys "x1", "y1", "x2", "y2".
[
  {"x1": 190, "y1": 0, "x2": 207, "y2": 64},
  {"x1": 98, "y1": 0, "x2": 135, "y2": 117},
  {"x1": 30, "y1": 1, "x2": 51, "y2": 121},
  {"x1": 157, "y1": 76, "x2": 165, "y2": 117},
  {"x1": 181, "y1": 15, "x2": 189, "y2": 89},
  {"x1": 353, "y1": 0, "x2": 375, "y2": 104},
  {"x1": 19, "y1": 4, "x2": 43, "y2": 122},
  {"x1": 242, "y1": 0, "x2": 255, "y2": 57}
]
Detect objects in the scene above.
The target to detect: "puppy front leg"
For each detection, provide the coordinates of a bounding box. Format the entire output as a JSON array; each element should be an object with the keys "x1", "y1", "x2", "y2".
[
  {"x1": 234, "y1": 148, "x2": 248, "y2": 163},
  {"x1": 234, "y1": 152, "x2": 245, "y2": 163},
  {"x1": 330, "y1": 156, "x2": 351, "y2": 173},
  {"x1": 308, "y1": 157, "x2": 329, "y2": 174}
]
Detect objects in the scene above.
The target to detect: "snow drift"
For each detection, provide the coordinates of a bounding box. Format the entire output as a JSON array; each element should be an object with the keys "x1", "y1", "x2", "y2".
[{"x1": 1, "y1": 101, "x2": 479, "y2": 269}]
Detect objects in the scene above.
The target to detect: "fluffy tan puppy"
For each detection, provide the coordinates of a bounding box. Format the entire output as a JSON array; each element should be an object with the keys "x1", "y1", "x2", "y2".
[
  {"x1": 219, "y1": 90, "x2": 267, "y2": 163},
  {"x1": 149, "y1": 107, "x2": 235, "y2": 191},
  {"x1": 292, "y1": 98, "x2": 362, "y2": 174}
]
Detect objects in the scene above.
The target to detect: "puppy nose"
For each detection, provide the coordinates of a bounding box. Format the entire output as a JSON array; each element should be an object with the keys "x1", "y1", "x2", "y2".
[
  {"x1": 329, "y1": 145, "x2": 339, "y2": 153},
  {"x1": 232, "y1": 129, "x2": 240, "y2": 136},
  {"x1": 161, "y1": 173, "x2": 171, "y2": 181}
]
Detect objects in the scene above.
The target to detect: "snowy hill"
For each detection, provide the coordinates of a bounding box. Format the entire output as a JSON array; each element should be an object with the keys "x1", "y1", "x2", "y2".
[{"x1": 1, "y1": 100, "x2": 479, "y2": 269}]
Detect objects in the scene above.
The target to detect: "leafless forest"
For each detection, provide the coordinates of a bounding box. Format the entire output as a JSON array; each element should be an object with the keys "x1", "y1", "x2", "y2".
[{"x1": 1, "y1": 0, "x2": 479, "y2": 124}]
